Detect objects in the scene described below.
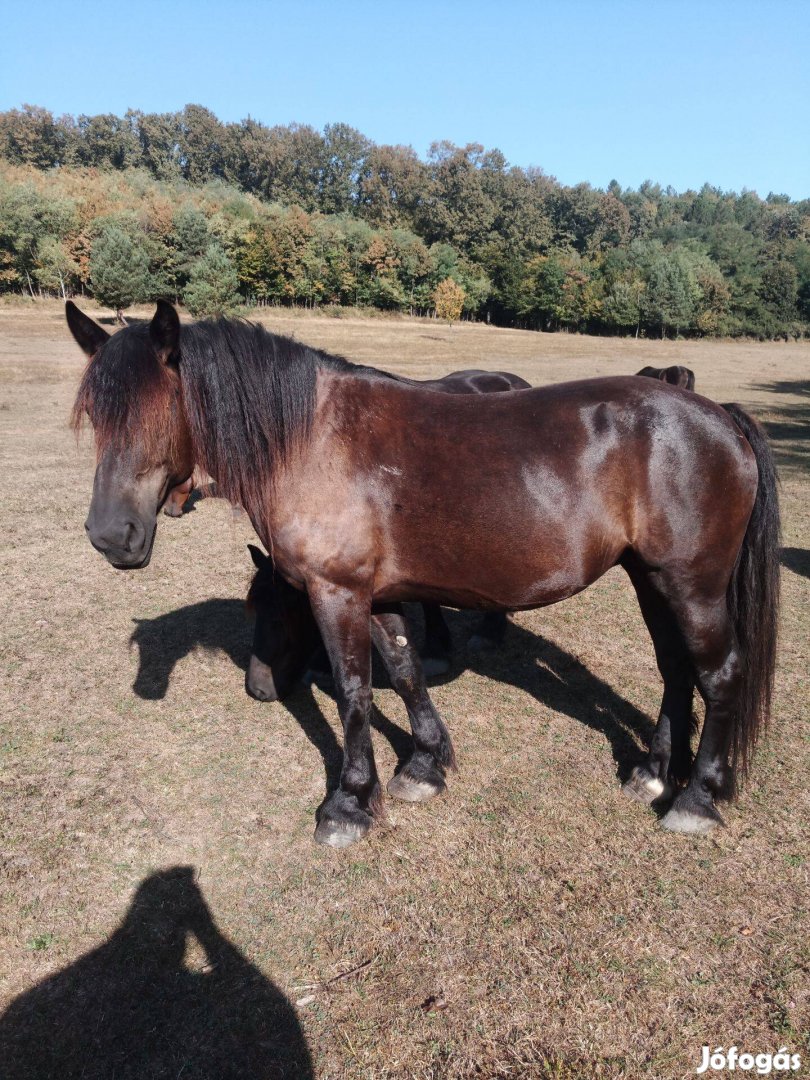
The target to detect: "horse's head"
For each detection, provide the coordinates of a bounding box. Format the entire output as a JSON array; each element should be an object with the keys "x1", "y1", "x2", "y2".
[
  {"x1": 68, "y1": 301, "x2": 194, "y2": 569},
  {"x1": 245, "y1": 545, "x2": 320, "y2": 702}
]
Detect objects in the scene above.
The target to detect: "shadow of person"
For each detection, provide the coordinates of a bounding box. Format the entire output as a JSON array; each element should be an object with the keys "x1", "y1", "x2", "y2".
[
  {"x1": 0, "y1": 867, "x2": 313, "y2": 1080},
  {"x1": 781, "y1": 546, "x2": 810, "y2": 580}
]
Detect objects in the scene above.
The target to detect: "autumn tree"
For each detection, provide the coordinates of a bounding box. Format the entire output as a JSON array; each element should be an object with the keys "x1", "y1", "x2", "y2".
[{"x1": 434, "y1": 277, "x2": 465, "y2": 325}]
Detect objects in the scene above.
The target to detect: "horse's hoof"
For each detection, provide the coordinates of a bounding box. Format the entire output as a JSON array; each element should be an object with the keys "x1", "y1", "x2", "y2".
[
  {"x1": 422, "y1": 655, "x2": 450, "y2": 678},
  {"x1": 622, "y1": 767, "x2": 672, "y2": 805},
  {"x1": 387, "y1": 769, "x2": 446, "y2": 803},
  {"x1": 313, "y1": 813, "x2": 372, "y2": 848},
  {"x1": 660, "y1": 800, "x2": 724, "y2": 835}
]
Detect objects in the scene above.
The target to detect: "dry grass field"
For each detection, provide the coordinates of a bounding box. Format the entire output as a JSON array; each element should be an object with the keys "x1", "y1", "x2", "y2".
[{"x1": 1, "y1": 300, "x2": 808, "y2": 1079}]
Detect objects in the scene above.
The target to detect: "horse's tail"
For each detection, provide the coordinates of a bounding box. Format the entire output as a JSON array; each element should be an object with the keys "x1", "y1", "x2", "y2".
[{"x1": 721, "y1": 403, "x2": 781, "y2": 788}]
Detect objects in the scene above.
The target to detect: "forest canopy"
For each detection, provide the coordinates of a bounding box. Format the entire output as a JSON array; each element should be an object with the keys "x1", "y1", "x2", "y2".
[{"x1": 1, "y1": 103, "x2": 808, "y2": 337}]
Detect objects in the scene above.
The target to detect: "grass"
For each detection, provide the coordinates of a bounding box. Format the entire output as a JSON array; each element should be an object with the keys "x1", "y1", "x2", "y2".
[{"x1": 0, "y1": 299, "x2": 808, "y2": 1078}]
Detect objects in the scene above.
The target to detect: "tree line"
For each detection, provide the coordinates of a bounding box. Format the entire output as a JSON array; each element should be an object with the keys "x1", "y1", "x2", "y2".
[{"x1": 1, "y1": 103, "x2": 808, "y2": 336}]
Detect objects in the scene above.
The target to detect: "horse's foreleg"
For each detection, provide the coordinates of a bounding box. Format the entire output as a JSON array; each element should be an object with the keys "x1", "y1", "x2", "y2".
[
  {"x1": 371, "y1": 607, "x2": 456, "y2": 803},
  {"x1": 307, "y1": 582, "x2": 382, "y2": 848},
  {"x1": 421, "y1": 603, "x2": 452, "y2": 676}
]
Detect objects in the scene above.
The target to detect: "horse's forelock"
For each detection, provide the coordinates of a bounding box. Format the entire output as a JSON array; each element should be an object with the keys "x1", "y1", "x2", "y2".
[{"x1": 70, "y1": 324, "x2": 177, "y2": 460}]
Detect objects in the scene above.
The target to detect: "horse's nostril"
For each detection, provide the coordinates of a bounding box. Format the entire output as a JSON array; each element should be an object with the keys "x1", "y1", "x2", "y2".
[{"x1": 122, "y1": 521, "x2": 136, "y2": 552}]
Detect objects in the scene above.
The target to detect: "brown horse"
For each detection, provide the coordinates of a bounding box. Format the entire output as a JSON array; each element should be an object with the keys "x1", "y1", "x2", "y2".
[
  {"x1": 164, "y1": 475, "x2": 194, "y2": 517},
  {"x1": 245, "y1": 367, "x2": 530, "y2": 700},
  {"x1": 636, "y1": 365, "x2": 696, "y2": 390},
  {"x1": 67, "y1": 302, "x2": 780, "y2": 848}
]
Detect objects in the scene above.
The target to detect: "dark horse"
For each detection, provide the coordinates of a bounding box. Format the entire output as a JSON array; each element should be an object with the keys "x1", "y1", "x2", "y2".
[
  {"x1": 636, "y1": 365, "x2": 696, "y2": 391},
  {"x1": 245, "y1": 367, "x2": 531, "y2": 700},
  {"x1": 245, "y1": 363, "x2": 699, "y2": 700},
  {"x1": 67, "y1": 302, "x2": 780, "y2": 848}
]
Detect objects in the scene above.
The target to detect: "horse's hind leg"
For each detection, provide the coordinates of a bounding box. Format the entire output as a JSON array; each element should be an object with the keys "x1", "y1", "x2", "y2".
[
  {"x1": 371, "y1": 607, "x2": 456, "y2": 803},
  {"x1": 659, "y1": 596, "x2": 741, "y2": 834},
  {"x1": 622, "y1": 564, "x2": 694, "y2": 805}
]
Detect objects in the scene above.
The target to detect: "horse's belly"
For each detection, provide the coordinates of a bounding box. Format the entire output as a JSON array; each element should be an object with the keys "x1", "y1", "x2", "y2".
[{"x1": 375, "y1": 506, "x2": 623, "y2": 610}]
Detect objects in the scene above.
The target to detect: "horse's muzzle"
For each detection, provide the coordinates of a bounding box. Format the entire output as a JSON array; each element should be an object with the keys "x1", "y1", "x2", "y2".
[{"x1": 85, "y1": 516, "x2": 156, "y2": 569}]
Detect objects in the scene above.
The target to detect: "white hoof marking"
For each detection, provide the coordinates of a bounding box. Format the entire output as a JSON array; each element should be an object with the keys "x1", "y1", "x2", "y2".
[
  {"x1": 661, "y1": 808, "x2": 719, "y2": 835},
  {"x1": 387, "y1": 774, "x2": 444, "y2": 803},
  {"x1": 622, "y1": 768, "x2": 672, "y2": 805}
]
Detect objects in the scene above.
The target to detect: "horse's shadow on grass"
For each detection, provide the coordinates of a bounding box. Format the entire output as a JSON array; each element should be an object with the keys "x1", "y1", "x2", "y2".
[
  {"x1": 0, "y1": 867, "x2": 313, "y2": 1080},
  {"x1": 782, "y1": 547, "x2": 810, "y2": 580},
  {"x1": 130, "y1": 601, "x2": 654, "y2": 795},
  {"x1": 753, "y1": 379, "x2": 810, "y2": 475}
]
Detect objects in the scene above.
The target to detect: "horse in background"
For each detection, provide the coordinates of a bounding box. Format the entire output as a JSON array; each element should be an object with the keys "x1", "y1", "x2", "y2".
[{"x1": 636, "y1": 365, "x2": 696, "y2": 390}]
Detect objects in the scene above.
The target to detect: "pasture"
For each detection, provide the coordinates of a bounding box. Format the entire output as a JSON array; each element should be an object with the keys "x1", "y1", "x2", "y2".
[{"x1": 1, "y1": 302, "x2": 808, "y2": 1078}]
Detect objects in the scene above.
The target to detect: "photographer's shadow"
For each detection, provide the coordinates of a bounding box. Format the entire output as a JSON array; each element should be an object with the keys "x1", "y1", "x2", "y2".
[{"x1": 0, "y1": 867, "x2": 313, "y2": 1079}]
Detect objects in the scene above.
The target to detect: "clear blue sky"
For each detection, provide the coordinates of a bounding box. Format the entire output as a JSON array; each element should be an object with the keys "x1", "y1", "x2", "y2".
[{"x1": 1, "y1": 0, "x2": 808, "y2": 199}]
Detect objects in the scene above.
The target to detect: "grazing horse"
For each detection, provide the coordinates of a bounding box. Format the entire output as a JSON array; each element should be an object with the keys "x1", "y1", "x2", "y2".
[
  {"x1": 245, "y1": 366, "x2": 531, "y2": 700},
  {"x1": 636, "y1": 365, "x2": 696, "y2": 391},
  {"x1": 67, "y1": 301, "x2": 779, "y2": 848}
]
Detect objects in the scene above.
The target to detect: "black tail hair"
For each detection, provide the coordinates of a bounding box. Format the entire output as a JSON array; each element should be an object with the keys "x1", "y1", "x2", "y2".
[{"x1": 722, "y1": 403, "x2": 781, "y2": 788}]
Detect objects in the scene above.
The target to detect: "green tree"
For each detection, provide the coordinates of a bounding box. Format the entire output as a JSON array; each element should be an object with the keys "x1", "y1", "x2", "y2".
[
  {"x1": 604, "y1": 278, "x2": 646, "y2": 336},
  {"x1": 34, "y1": 236, "x2": 79, "y2": 297},
  {"x1": 183, "y1": 243, "x2": 240, "y2": 317},
  {"x1": 90, "y1": 225, "x2": 151, "y2": 322},
  {"x1": 639, "y1": 249, "x2": 698, "y2": 337},
  {"x1": 169, "y1": 205, "x2": 211, "y2": 295},
  {"x1": 759, "y1": 260, "x2": 798, "y2": 325}
]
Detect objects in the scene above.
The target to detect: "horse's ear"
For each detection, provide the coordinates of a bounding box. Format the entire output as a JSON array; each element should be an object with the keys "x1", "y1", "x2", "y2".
[
  {"x1": 248, "y1": 544, "x2": 269, "y2": 570},
  {"x1": 149, "y1": 300, "x2": 180, "y2": 364},
  {"x1": 65, "y1": 301, "x2": 110, "y2": 357}
]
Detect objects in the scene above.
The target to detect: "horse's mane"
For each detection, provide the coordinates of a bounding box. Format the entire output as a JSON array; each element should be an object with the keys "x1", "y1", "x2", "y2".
[{"x1": 72, "y1": 315, "x2": 390, "y2": 527}]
